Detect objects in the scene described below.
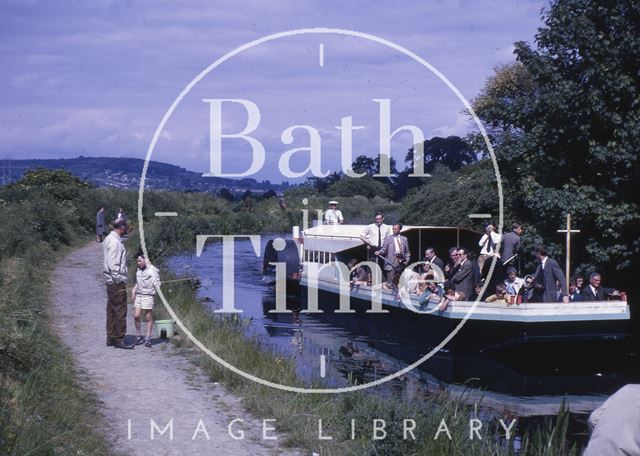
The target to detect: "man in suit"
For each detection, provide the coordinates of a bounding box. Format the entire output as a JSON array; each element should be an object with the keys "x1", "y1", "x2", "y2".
[
  {"x1": 501, "y1": 223, "x2": 523, "y2": 266},
  {"x1": 451, "y1": 248, "x2": 474, "y2": 301},
  {"x1": 375, "y1": 223, "x2": 410, "y2": 290},
  {"x1": 580, "y1": 272, "x2": 620, "y2": 301},
  {"x1": 423, "y1": 247, "x2": 445, "y2": 279},
  {"x1": 532, "y1": 246, "x2": 569, "y2": 303}
]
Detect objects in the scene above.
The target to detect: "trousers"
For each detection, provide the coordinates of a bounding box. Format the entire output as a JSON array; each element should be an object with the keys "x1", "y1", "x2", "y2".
[{"x1": 106, "y1": 282, "x2": 127, "y2": 342}]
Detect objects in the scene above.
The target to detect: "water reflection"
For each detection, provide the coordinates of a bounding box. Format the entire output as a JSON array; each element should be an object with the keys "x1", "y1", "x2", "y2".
[{"x1": 167, "y1": 237, "x2": 639, "y2": 416}]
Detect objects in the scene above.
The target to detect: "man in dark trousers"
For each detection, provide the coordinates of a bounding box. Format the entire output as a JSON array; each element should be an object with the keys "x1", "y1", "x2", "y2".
[
  {"x1": 580, "y1": 272, "x2": 620, "y2": 301},
  {"x1": 375, "y1": 223, "x2": 410, "y2": 290},
  {"x1": 451, "y1": 248, "x2": 474, "y2": 300},
  {"x1": 501, "y1": 223, "x2": 523, "y2": 266},
  {"x1": 532, "y1": 246, "x2": 569, "y2": 303},
  {"x1": 103, "y1": 219, "x2": 134, "y2": 349}
]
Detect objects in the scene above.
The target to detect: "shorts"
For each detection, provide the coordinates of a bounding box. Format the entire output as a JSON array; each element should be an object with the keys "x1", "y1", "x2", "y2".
[{"x1": 134, "y1": 295, "x2": 155, "y2": 310}]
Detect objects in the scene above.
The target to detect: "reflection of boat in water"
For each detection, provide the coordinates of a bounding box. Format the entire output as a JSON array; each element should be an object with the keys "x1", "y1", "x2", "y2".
[
  {"x1": 259, "y1": 292, "x2": 637, "y2": 398},
  {"x1": 289, "y1": 224, "x2": 631, "y2": 354}
]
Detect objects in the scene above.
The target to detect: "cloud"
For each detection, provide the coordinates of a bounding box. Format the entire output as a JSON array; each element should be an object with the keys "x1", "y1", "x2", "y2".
[{"x1": 0, "y1": 0, "x2": 547, "y2": 180}]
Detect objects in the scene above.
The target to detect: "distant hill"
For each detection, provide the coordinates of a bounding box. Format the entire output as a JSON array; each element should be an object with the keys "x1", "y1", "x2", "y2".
[{"x1": 0, "y1": 156, "x2": 288, "y2": 193}]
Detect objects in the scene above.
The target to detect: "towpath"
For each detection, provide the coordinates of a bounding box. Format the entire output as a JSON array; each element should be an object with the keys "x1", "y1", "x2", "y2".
[{"x1": 49, "y1": 241, "x2": 299, "y2": 456}]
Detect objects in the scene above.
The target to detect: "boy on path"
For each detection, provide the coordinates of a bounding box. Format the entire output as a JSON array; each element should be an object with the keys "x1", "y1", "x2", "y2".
[{"x1": 131, "y1": 251, "x2": 161, "y2": 348}]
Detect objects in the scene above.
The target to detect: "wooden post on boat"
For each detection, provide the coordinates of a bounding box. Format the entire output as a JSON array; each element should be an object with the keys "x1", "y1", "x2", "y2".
[{"x1": 557, "y1": 214, "x2": 581, "y2": 286}]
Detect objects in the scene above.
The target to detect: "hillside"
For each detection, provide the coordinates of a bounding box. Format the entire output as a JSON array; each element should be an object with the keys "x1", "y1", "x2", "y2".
[{"x1": 0, "y1": 156, "x2": 287, "y2": 192}]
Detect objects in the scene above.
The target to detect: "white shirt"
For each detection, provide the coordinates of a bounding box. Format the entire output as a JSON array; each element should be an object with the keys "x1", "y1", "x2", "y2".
[
  {"x1": 324, "y1": 209, "x2": 344, "y2": 224},
  {"x1": 103, "y1": 231, "x2": 127, "y2": 284},
  {"x1": 134, "y1": 264, "x2": 161, "y2": 296},
  {"x1": 479, "y1": 231, "x2": 502, "y2": 257},
  {"x1": 361, "y1": 223, "x2": 391, "y2": 248}
]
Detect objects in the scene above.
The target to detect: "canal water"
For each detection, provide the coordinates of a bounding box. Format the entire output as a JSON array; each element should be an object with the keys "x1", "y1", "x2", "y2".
[{"x1": 167, "y1": 236, "x2": 640, "y2": 418}]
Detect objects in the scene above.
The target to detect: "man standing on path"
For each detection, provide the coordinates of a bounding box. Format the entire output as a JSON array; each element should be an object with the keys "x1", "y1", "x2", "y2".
[
  {"x1": 96, "y1": 207, "x2": 106, "y2": 243},
  {"x1": 103, "y1": 219, "x2": 134, "y2": 349}
]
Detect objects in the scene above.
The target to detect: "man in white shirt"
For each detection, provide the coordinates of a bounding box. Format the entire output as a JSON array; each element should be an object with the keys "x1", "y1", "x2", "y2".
[
  {"x1": 360, "y1": 211, "x2": 391, "y2": 276},
  {"x1": 132, "y1": 252, "x2": 161, "y2": 348},
  {"x1": 323, "y1": 201, "x2": 344, "y2": 225},
  {"x1": 478, "y1": 222, "x2": 501, "y2": 272},
  {"x1": 103, "y1": 219, "x2": 134, "y2": 349}
]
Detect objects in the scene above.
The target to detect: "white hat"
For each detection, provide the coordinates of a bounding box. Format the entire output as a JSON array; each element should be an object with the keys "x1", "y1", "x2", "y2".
[{"x1": 328, "y1": 200, "x2": 339, "y2": 205}]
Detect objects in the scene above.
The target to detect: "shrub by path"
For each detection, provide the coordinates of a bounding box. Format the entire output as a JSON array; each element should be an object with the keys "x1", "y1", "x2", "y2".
[{"x1": 49, "y1": 241, "x2": 298, "y2": 456}]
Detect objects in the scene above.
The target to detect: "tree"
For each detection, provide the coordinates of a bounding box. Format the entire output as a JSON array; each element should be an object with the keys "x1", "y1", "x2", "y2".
[
  {"x1": 394, "y1": 136, "x2": 476, "y2": 198},
  {"x1": 325, "y1": 176, "x2": 394, "y2": 200},
  {"x1": 11, "y1": 167, "x2": 92, "y2": 201},
  {"x1": 399, "y1": 162, "x2": 500, "y2": 230},
  {"x1": 472, "y1": 0, "x2": 640, "y2": 288}
]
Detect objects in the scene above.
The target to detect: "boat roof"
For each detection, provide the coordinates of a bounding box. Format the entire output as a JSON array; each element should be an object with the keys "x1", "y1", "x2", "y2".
[{"x1": 303, "y1": 224, "x2": 479, "y2": 253}]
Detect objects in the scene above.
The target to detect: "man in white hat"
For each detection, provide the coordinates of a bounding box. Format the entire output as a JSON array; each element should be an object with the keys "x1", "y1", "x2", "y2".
[{"x1": 324, "y1": 200, "x2": 344, "y2": 225}]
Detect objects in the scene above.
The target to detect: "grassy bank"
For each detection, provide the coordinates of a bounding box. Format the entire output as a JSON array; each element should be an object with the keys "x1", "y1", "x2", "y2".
[{"x1": 0, "y1": 242, "x2": 116, "y2": 455}]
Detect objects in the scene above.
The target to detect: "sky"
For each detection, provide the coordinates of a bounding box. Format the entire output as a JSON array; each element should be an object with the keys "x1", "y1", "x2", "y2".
[{"x1": 0, "y1": 0, "x2": 549, "y2": 183}]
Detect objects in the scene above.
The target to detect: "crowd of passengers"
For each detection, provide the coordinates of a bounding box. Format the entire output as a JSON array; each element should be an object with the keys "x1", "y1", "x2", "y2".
[{"x1": 345, "y1": 210, "x2": 623, "y2": 309}]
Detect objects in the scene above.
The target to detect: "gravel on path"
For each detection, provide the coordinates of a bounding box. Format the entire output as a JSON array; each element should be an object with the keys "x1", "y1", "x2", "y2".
[{"x1": 49, "y1": 240, "x2": 300, "y2": 456}]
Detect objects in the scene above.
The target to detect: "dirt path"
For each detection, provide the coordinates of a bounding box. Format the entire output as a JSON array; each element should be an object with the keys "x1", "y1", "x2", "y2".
[{"x1": 49, "y1": 241, "x2": 299, "y2": 456}]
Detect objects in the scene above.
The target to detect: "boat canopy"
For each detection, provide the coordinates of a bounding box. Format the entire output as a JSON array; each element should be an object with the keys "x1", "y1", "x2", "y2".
[{"x1": 302, "y1": 224, "x2": 480, "y2": 255}]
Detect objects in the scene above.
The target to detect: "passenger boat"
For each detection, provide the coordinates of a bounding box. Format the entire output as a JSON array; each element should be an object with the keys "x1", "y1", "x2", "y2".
[{"x1": 287, "y1": 224, "x2": 631, "y2": 354}]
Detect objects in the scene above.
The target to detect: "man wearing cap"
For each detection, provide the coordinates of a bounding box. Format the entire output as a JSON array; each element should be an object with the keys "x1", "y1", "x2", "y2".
[
  {"x1": 103, "y1": 219, "x2": 134, "y2": 349},
  {"x1": 324, "y1": 200, "x2": 344, "y2": 225}
]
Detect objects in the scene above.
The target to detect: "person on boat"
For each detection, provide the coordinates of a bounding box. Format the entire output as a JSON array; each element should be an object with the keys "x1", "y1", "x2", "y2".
[
  {"x1": 423, "y1": 247, "x2": 445, "y2": 278},
  {"x1": 323, "y1": 200, "x2": 344, "y2": 225},
  {"x1": 375, "y1": 223, "x2": 410, "y2": 290},
  {"x1": 503, "y1": 266, "x2": 525, "y2": 297},
  {"x1": 478, "y1": 222, "x2": 501, "y2": 272},
  {"x1": 360, "y1": 211, "x2": 391, "y2": 274},
  {"x1": 521, "y1": 274, "x2": 535, "y2": 302},
  {"x1": 347, "y1": 258, "x2": 369, "y2": 287},
  {"x1": 439, "y1": 284, "x2": 462, "y2": 311},
  {"x1": 568, "y1": 278, "x2": 582, "y2": 302},
  {"x1": 485, "y1": 283, "x2": 510, "y2": 305},
  {"x1": 580, "y1": 272, "x2": 620, "y2": 301},
  {"x1": 501, "y1": 223, "x2": 523, "y2": 269},
  {"x1": 574, "y1": 274, "x2": 585, "y2": 293},
  {"x1": 418, "y1": 275, "x2": 444, "y2": 307},
  {"x1": 450, "y1": 248, "x2": 474, "y2": 301},
  {"x1": 532, "y1": 245, "x2": 569, "y2": 303},
  {"x1": 443, "y1": 247, "x2": 459, "y2": 279}
]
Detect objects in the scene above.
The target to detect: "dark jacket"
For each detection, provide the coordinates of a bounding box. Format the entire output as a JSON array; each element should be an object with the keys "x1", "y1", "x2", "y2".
[
  {"x1": 452, "y1": 260, "x2": 474, "y2": 301},
  {"x1": 501, "y1": 231, "x2": 521, "y2": 263},
  {"x1": 580, "y1": 286, "x2": 614, "y2": 302},
  {"x1": 533, "y1": 257, "x2": 567, "y2": 303}
]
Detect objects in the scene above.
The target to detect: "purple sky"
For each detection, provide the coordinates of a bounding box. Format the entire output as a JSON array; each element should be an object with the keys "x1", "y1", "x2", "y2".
[{"x1": 1, "y1": 0, "x2": 548, "y2": 182}]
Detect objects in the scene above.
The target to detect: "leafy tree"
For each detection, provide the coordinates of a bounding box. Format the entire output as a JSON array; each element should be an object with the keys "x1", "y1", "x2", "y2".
[
  {"x1": 261, "y1": 189, "x2": 277, "y2": 199},
  {"x1": 472, "y1": 0, "x2": 640, "y2": 289},
  {"x1": 325, "y1": 176, "x2": 394, "y2": 199},
  {"x1": 399, "y1": 162, "x2": 501, "y2": 231},
  {"x1": 305, "y1": 171, "x2": 342, "y2": 193},
  {"x1": 11, "y1": 167, "x2": 91, "y2": 201},
  {"x1": 394, "y1": 136, "x2": 476, "y2": 198}
]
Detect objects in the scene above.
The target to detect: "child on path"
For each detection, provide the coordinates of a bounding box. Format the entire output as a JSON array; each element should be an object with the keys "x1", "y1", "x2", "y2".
[{"x1": 131, "y1": 251, "x2": 160, "y2": 347}]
